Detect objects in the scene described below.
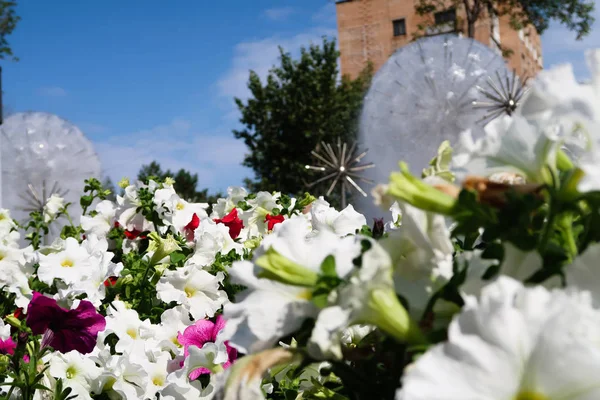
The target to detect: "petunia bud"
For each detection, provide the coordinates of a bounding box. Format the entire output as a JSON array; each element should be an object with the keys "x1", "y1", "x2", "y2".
[
  {"x1": 362, "y1": 287, "x2": 426, "y2": 345},
  {"x1": 5, "y1": 315, "x2": 21, "y2": 329},
  {"x1": 387, "y1": 162, "x2": 456, "y2": 215},
  {"x1": 148, "y1": 233, "x2": 182, "y2": 266},
  {"x1": 255, "y1": 248, "x2": 318, "y2": 287},
  {"x1": 372, "y1": 218, "x2": 385, "y2": 239}
]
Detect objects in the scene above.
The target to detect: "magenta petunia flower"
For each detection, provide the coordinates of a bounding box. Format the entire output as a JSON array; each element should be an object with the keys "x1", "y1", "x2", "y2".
[
  {"x1": 26, "y1": 292, "x2": 106, "y2": 354},
  {"x1": 0, "y1": 337, "x2": 16, "y2": 355},
  {"x1": 178, "y1": 315, "x2": 237, "y2": 379}
]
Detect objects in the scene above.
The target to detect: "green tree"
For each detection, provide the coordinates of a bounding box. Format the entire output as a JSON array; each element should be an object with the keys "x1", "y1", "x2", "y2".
[
  {"x1": 0, "y1": 1, "x2": 20, "y2": 61},
  {"x1": 415, "y1": 0, "x2": 594, "y2": 40},
  {"x1": 137, "y1": 161, "x2": 222, "y2": 205},
  {"x1": 233, "y1": 38, "x2": 372, "y2": 207}
]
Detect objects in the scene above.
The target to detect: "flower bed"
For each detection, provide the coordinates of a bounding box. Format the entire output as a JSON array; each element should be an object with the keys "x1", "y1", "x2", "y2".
[{"x1": 1, "y1": 52, "x2": 600, "y2": 399}]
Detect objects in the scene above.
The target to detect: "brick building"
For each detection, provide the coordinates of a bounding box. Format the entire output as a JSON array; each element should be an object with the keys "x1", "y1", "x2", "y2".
[{"x1": 335, "y1": 0, "x2": 543, "y2": 80}]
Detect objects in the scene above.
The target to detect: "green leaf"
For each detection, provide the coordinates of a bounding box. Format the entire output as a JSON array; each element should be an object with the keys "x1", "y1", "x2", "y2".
[{"x1": 320, "y1": 255, "x2": 336, "y2": 277}]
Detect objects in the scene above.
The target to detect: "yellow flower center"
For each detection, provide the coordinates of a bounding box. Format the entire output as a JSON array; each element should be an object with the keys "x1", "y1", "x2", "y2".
[
  {"x1": 296, "y1": 289, "x2": 312, "y2": 300},
  {"x1": 103, "y1": 376, "x2": 116, "y2": 391},
  {"x1": 65, "y1": 366, "x2": 77, "y2": 379},
  {"x1": 0, "y1": 214, "x2": 5, "y2": 221},
  {"x1": 126, "y1": 328, "x2": 138, "y2": 339},
  {"x1": 176, "y1": 202, "x2": 185, "y2": 211},
  {"x1": 0, "y1": 252, "x2": 5, "y2": 261},
  {"x1": 514, "y1": 392, "x2": 548, "y2": 400},
  {"x1": 184, "y1": 286, "x2": 196, "y2": 298},
  {"x1": 61, "y1": 259, "x2": 74, "y2": 268},
  {"x1": 171, "y1": 336, "x2": 182, "y2": 347},
  {"x1": 152, "y1": 376, "x2": 165, "y2": 386}
]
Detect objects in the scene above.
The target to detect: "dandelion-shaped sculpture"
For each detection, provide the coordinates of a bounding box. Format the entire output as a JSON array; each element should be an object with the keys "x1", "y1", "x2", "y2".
[
  {"x1": 358, "y1": 34, "x2": 512, "y2": 220},
  {"x1": 0, "y1": 112, "x2": 102, "y2": 236},
  {"x1": 305, "y1": 138, "x2": 374, "y2": 208},
  {"x1": 472, "y1": 69, "x2": 529, "y2": 123}
]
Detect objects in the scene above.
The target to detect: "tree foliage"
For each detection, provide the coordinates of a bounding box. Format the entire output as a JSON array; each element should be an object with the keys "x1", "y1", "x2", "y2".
[
  {"x1": 415, "y1": 0, "x2": 595, "y2": 40},
  {"x1": 137, "y1": 161, "x2": 222, "y2": 205},
  {"x1": 233, "y1": 38, "x2": 372, "y2": 206},
  {"x1": 0, "y1": 1, "x2": 20, "y2": 61}
]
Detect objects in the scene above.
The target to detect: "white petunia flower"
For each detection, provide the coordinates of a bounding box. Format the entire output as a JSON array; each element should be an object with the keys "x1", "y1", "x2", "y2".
[
  {"x1": 154, "y1": 185, "x2": 208, "y2": 238},
  {"x1": 80, "y1": 200, "x2": 116, "y2": 239},
  {"x1": 37, "y1": 237, "x2": 92, "y2": 285},
  {"x1": 140, "y1": 351, "x2": 172, "y2": 399},
  {"x1": 115, "y1": 183, "x2": 153, "y2": 233},
  {"x1": 0, "y1": 209, "x2": 17, "y2": 243},
  {"x1": 156, "y1": 266, "x2": 228, "y2": 320},
  {"x1": 222, "y1": 260, "x2": 319, "y2": 354},
  {"x1": 0, "y1": 244, "x2": 35, "y2": 308},
  {"x1": 43, "y1": 194, "x2": 65, "y2": 223},
  {"x1": 154, "y1": 306, "x2": 194, "y2": 353},
  {"x1": 104, "y1": 300, "x2": 156, "y2": 354},
  {"x1": 190, "y1": 220, "x2": 244, "y2": 267},
  {"x1": 309, "y1": 197, "x2": 366, "y2": 237},
  {"x1": 241, "y1": 191, "x2": 283, "y2": 235},
  {"x1": 259, "y1": 216, "x2": 362, "y2": 281},
  {"x1": 211, "y1": 186, "x2": 248, "y2": 219},
  {"x1": 381, "y1": 202, "x2": 453, "y2": 316},
  {"x1": 398, "y1": 276, "x2": 600, "y2": 400},
  {"x1": 48, "y1": 351, "x2": 101, "y2": 400}
]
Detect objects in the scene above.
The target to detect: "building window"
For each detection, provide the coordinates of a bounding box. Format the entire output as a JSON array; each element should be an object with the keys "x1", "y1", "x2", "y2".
[
  {"x1": 434, "y1": 9, "x2": 456, "y2": 25},
  {"x1": 393, "y1": 18, "x2": 406, "y2": 36}
]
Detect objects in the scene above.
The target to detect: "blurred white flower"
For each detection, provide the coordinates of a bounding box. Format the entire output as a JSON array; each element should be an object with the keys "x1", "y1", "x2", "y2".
[
  {"x1": 43, "y1": 194, "x2": 65, "y2": 223},
  {"x1": 453, "y1": 114, "x2": 557, "y2": 184},
  {"x1": 222, "y1": 260, "x2": 318, "y2": 354},
  {"x1": 398, "y1": 277, "x2": 600, "y2": 400},
  {"x1": 381, "y1": 202, "x2": 453, "y2": 316},
  {"x1": 309, "y1": 197, "x2": 366, "y2": 237}
]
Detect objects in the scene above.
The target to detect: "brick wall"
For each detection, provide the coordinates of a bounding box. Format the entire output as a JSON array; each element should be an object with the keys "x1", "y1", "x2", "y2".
[{"x1": 336, "y1": 0, "x2": 542, "y2": 80}]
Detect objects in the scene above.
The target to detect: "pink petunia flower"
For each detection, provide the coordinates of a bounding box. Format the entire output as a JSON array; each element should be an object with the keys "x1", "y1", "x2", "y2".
[
  {"x1": 177, "y1": 315, "x2": 237, "y2": 379},
  {"x1": 26, "y1": 292, "x2": 106, "y2": 354}
]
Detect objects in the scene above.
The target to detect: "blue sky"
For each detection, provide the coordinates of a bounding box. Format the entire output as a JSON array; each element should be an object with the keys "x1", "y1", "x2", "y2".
[{"x1": 2, "y1": 1, "x2": 598, "y2": 193}]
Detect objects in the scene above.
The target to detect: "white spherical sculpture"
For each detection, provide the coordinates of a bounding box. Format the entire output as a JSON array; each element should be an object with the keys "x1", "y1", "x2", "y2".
[
  {"x1": 0, "y1": 112, "x2": 101, "y2": 229},
  {"x1": 358, "y1": 34, "x2": 511, "y2": 220}
]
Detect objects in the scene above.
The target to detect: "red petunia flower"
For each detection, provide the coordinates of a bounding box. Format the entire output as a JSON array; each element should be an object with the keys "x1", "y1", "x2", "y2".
[
  {"x1": 184, "y1": 213, "x2": 201, "y2": 242},
  {"x1": 264, "y1": 214, "x2": 285, "y2": 231},
  {"x1": 214, "y1": 208, "x2": 244, "y2": 239},
  {"x1": 26, "y1": 292, "x2": 106, "y2": 354},
  {"x1": 124, "y1": 228, "x2": 146, "y2": 240},
  {"x1": 103, "y1": 276, "x2": 118, "y2": 287}
]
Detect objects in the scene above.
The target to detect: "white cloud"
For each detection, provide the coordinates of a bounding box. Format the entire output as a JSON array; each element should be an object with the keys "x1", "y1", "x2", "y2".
[
  {"x1": 37, "y1": 86, "x2": 67, "y2": 97},
  {"x1": 217, "y1": 27, "x2": 337, "y2": 102},
  {"x1": 264, "y1": 7, "x2": 295, "y2": 21},
  {"x1": 93, "y1": 119, "x2": 250, "y2": 192},
  {"x1": 541, "y1": 5, "x2": 600, "y2": 80}
]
